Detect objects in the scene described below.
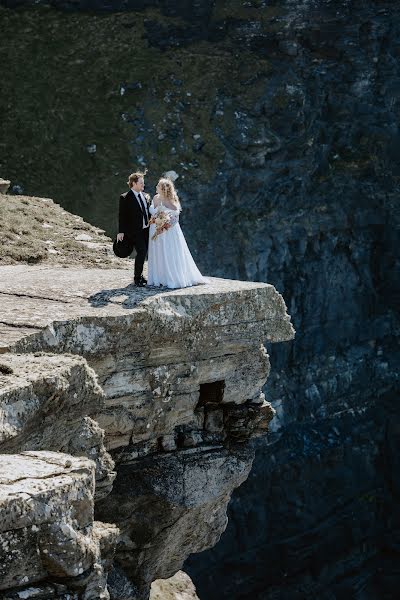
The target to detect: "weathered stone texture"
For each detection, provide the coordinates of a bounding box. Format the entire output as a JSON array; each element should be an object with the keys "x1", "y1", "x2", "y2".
[
  {"x1": 0, "y1": 266, "x2": 293, "y2": 456},
  {"x1": 0, "y1": 257, "x2": 294, "y2": 598},
  {"x1": 0, "y1": 352, "x2": 115, "y2": 500},
  {"x1": 0, "y1": 452, "x2": 118, "y2": 599},
  {"x1": 150, "y1": 571, "x2": 200, "y2": 600},
  {"x1": 0, "y1": 180, "x2": 10, "y2": 194},
  {"x1": 1, "y1": 0, "x2": 399, "y2": 595},
  {"x1": 96, "y1": 446, "x2": 254, "y2": 598}
]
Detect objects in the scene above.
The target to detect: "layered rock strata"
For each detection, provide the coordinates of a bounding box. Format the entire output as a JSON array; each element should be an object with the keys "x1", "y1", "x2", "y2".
[
  {"x1": 0, "y1": 352, "x2": 115, "y2": 500},
  {"x1": 0, "y1": 261, "x2": 294, "y2": 598},
  {"x1": 0, "y1": 451, "x2": 118, "y2": 599},
  {"x1": 0, "y1": 0, "x2": 399, "y2": 596}
]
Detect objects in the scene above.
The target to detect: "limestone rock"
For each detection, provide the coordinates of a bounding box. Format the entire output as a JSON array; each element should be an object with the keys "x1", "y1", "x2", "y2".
[
  {"x1": 150, "y1": 571, "x2": 199, "y2": 600},
  {"x1": 0, "y1": 353, "x2": 115, "y2": 500},
  {"x1": 0, "y1": 234, "x2": 294, "y2": 597},
  {"x1": 0, "y1": 0, "x2": 399, "y2": 595},
  {"x1": 96, "y1": 446, "x2": 254, "y2": 597},
  {"x1": 0, "y1": 179, "x2": 10, "y2": 194},
  {"x1": 0, "y1": 452, "x2": 118, "y2": 598},
  {"x1": 0, "y1": 266, "x2": 293, "y2": 355}
]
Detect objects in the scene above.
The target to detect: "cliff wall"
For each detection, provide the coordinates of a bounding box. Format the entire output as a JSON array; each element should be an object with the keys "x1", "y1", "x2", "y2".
[
  {"x1": 0, "y1": 193, "x2": 294, "y2": 599},
  {"x1": 1, "y1": 0, "x2": 399, "y2": 597}
]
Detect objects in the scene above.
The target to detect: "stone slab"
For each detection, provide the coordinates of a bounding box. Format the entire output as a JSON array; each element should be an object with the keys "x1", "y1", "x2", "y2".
[{"x1": 0, "y1": 265, "x2": 294, "y2": 353}]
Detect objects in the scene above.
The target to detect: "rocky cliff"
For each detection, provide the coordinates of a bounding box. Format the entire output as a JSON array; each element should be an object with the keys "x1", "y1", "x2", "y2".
[
  {"x1": 1, "y1": 0, "x2": 399, "y2": 597},
  {"x1": 0, "y1": 451, "x2": 118, "y2": 599},
  {"x1": 0, "y1": 193, "x2": 294, "y2": 598}
]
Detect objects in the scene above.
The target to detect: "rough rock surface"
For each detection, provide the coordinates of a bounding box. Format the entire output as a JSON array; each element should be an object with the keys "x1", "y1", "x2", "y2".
[
  {"x1": 150, "y1": 571, "x2": 199, "y2": 600},
  {"x1": 0, "y1": 249, "x2": 294, "y2": 598},
  {"x1": 0, "y1": 180, "x2": 10, "y2": 194},
  {"x1": 0, "y1": 352, "x2": 115, "y2": 500},
  {"x1": 0, "y1": 451, "x2": 118, "y2": 599},
  {"x1": 0, "y1": 192, "x2": 129, "y2": 268},
  {"x1": 3, "y1": 1, "x2": 398, "y2": 595}
]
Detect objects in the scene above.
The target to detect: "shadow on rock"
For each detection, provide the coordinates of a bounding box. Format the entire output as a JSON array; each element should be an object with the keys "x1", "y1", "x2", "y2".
[{"x1": 88, "y1": 284, "x2": 169, "y2": 309}]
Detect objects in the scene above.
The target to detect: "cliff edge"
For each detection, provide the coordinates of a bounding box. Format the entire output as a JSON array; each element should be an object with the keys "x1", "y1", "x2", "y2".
[{"x1": 0, "y1": 192, "x2": 294, "y2": 599}]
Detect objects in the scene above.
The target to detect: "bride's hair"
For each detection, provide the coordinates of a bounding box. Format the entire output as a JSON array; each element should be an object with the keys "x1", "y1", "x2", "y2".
[{"x1": 157, "y1": 177, "x2": 181, "y2": 209}]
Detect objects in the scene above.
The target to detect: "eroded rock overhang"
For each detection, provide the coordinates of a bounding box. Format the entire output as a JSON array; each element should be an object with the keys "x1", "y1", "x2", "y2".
[{"x1": 0, "y1": 264, "x2": 294, "y2": 598}]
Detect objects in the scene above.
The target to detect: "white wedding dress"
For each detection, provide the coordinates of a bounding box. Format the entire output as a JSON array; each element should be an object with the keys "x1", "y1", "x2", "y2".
[{"x1": 147, "y1": 202, "x2": 207, "y2": 289}]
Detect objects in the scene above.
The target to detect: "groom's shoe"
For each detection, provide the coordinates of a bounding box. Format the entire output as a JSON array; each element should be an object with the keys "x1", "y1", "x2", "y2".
[
  {"x1": 140, "y1": 276, "x2": 147, "y2": 284},
  {"x1": 134, "y1": 278, "x2": 146, "y2": 287}
]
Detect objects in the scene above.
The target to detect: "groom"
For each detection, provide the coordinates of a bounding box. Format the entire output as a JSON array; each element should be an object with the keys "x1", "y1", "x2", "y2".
[{"x1": 117, "y1": 171, "x2": 150, "y2": 287}]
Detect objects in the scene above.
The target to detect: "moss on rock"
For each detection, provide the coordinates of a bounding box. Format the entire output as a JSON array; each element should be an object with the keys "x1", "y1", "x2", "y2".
[
  {"x1": 0, "y1": 191, "x2": 128, "y2": 267},
  {"x1": 0, "y1": 4, "x2": 272, "y2": 233}
]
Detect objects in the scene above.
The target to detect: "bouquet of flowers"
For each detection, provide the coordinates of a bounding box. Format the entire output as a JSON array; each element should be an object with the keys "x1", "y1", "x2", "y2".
[{"x1": 149, "y1": 210, "x2": 173, "y2": 241}]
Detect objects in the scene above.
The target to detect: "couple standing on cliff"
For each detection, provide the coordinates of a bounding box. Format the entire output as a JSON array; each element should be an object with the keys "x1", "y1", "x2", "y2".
[{"x1": 115, "y1": 171, "x2": 207, "y2": 289}]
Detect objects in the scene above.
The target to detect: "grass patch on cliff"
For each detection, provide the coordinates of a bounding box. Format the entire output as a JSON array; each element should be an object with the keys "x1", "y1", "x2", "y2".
[{"x1": 0, "y1": 192, "x2": 128, "y2": 267}]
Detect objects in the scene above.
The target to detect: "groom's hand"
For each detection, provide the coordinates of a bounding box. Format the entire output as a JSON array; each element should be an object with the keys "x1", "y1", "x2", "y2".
[{"x1": 117, "y1": 233, "x2": 124, "y2": 242}]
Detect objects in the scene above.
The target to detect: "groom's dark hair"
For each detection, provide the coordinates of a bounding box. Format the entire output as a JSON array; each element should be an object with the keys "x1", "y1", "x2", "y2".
[{"x1": 127, "y1": 169, "x2": 147, "y2": 187}]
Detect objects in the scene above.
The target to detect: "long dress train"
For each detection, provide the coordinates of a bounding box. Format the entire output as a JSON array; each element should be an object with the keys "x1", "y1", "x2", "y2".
[{"x1": 147, "y1": 202, "x2": 207, "y2": 289}]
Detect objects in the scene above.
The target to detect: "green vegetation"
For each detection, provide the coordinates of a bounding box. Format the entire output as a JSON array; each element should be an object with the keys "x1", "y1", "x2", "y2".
[
  {"x1": 0, "y1": 5, "x2": 271, "y2": 234},
  {"x1": 0, "y1": 191, "x2": 128, "y2": 267}
]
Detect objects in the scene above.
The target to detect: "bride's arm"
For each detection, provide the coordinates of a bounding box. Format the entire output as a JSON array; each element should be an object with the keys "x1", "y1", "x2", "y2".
[{"x1": 149, "y1": 194, "x2": 160, "y2": 215}]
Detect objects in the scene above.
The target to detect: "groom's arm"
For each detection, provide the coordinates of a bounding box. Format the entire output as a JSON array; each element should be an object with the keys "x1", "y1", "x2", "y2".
[{"x1": 118, "y1": 195, "x2": 128, "y2": 234}]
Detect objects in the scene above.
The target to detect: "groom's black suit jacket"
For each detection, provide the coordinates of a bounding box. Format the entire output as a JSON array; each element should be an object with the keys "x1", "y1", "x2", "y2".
[{"x1": 118, "y1": 189, "x2": 150, "y2": 240}]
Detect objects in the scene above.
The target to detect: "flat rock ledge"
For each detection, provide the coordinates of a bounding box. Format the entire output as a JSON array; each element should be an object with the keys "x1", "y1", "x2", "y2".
[
  {"x1": 0, "y1": 265, "x2": 293, "y2": 354},
  {"x1": 0, "y1": 451, "x2": 118, "y2": 599},
  {"x1": 0, "y1": 263, "x2": 294, "y2": 598}
]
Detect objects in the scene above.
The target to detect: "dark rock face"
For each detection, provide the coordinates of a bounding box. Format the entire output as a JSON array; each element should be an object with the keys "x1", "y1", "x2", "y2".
[
  {"x1": 186, "y1": 374, "x2": 399, "y2": 599},
  {"x1": 182, "y1": 2, "x2": 400, "y2": 598},
  {"x1": 96, "y1": 446, "x2": 254, "y2": 600},
  {"x1": 1, "y1": 0, "x2": 215, "y2": 17},
  {"x1": 1, "y1": 0, "x2": 399, "y2": 598}
]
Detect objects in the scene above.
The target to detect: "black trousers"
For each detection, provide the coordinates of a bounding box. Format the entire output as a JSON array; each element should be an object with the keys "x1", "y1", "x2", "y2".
[{"x1": 133, "y1": 227, "x2": 149, "y2": 280}]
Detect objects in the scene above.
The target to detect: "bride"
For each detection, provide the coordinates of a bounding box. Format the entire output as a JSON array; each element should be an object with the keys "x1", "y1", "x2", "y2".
[{"x1": 147, "y1": 177, "x2": 207, "y2": 289}]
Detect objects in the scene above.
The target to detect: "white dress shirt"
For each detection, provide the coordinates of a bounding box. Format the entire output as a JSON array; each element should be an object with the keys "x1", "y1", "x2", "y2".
[{"x1": 132, "y1": 190, "x2": 149, "y2": 229}]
